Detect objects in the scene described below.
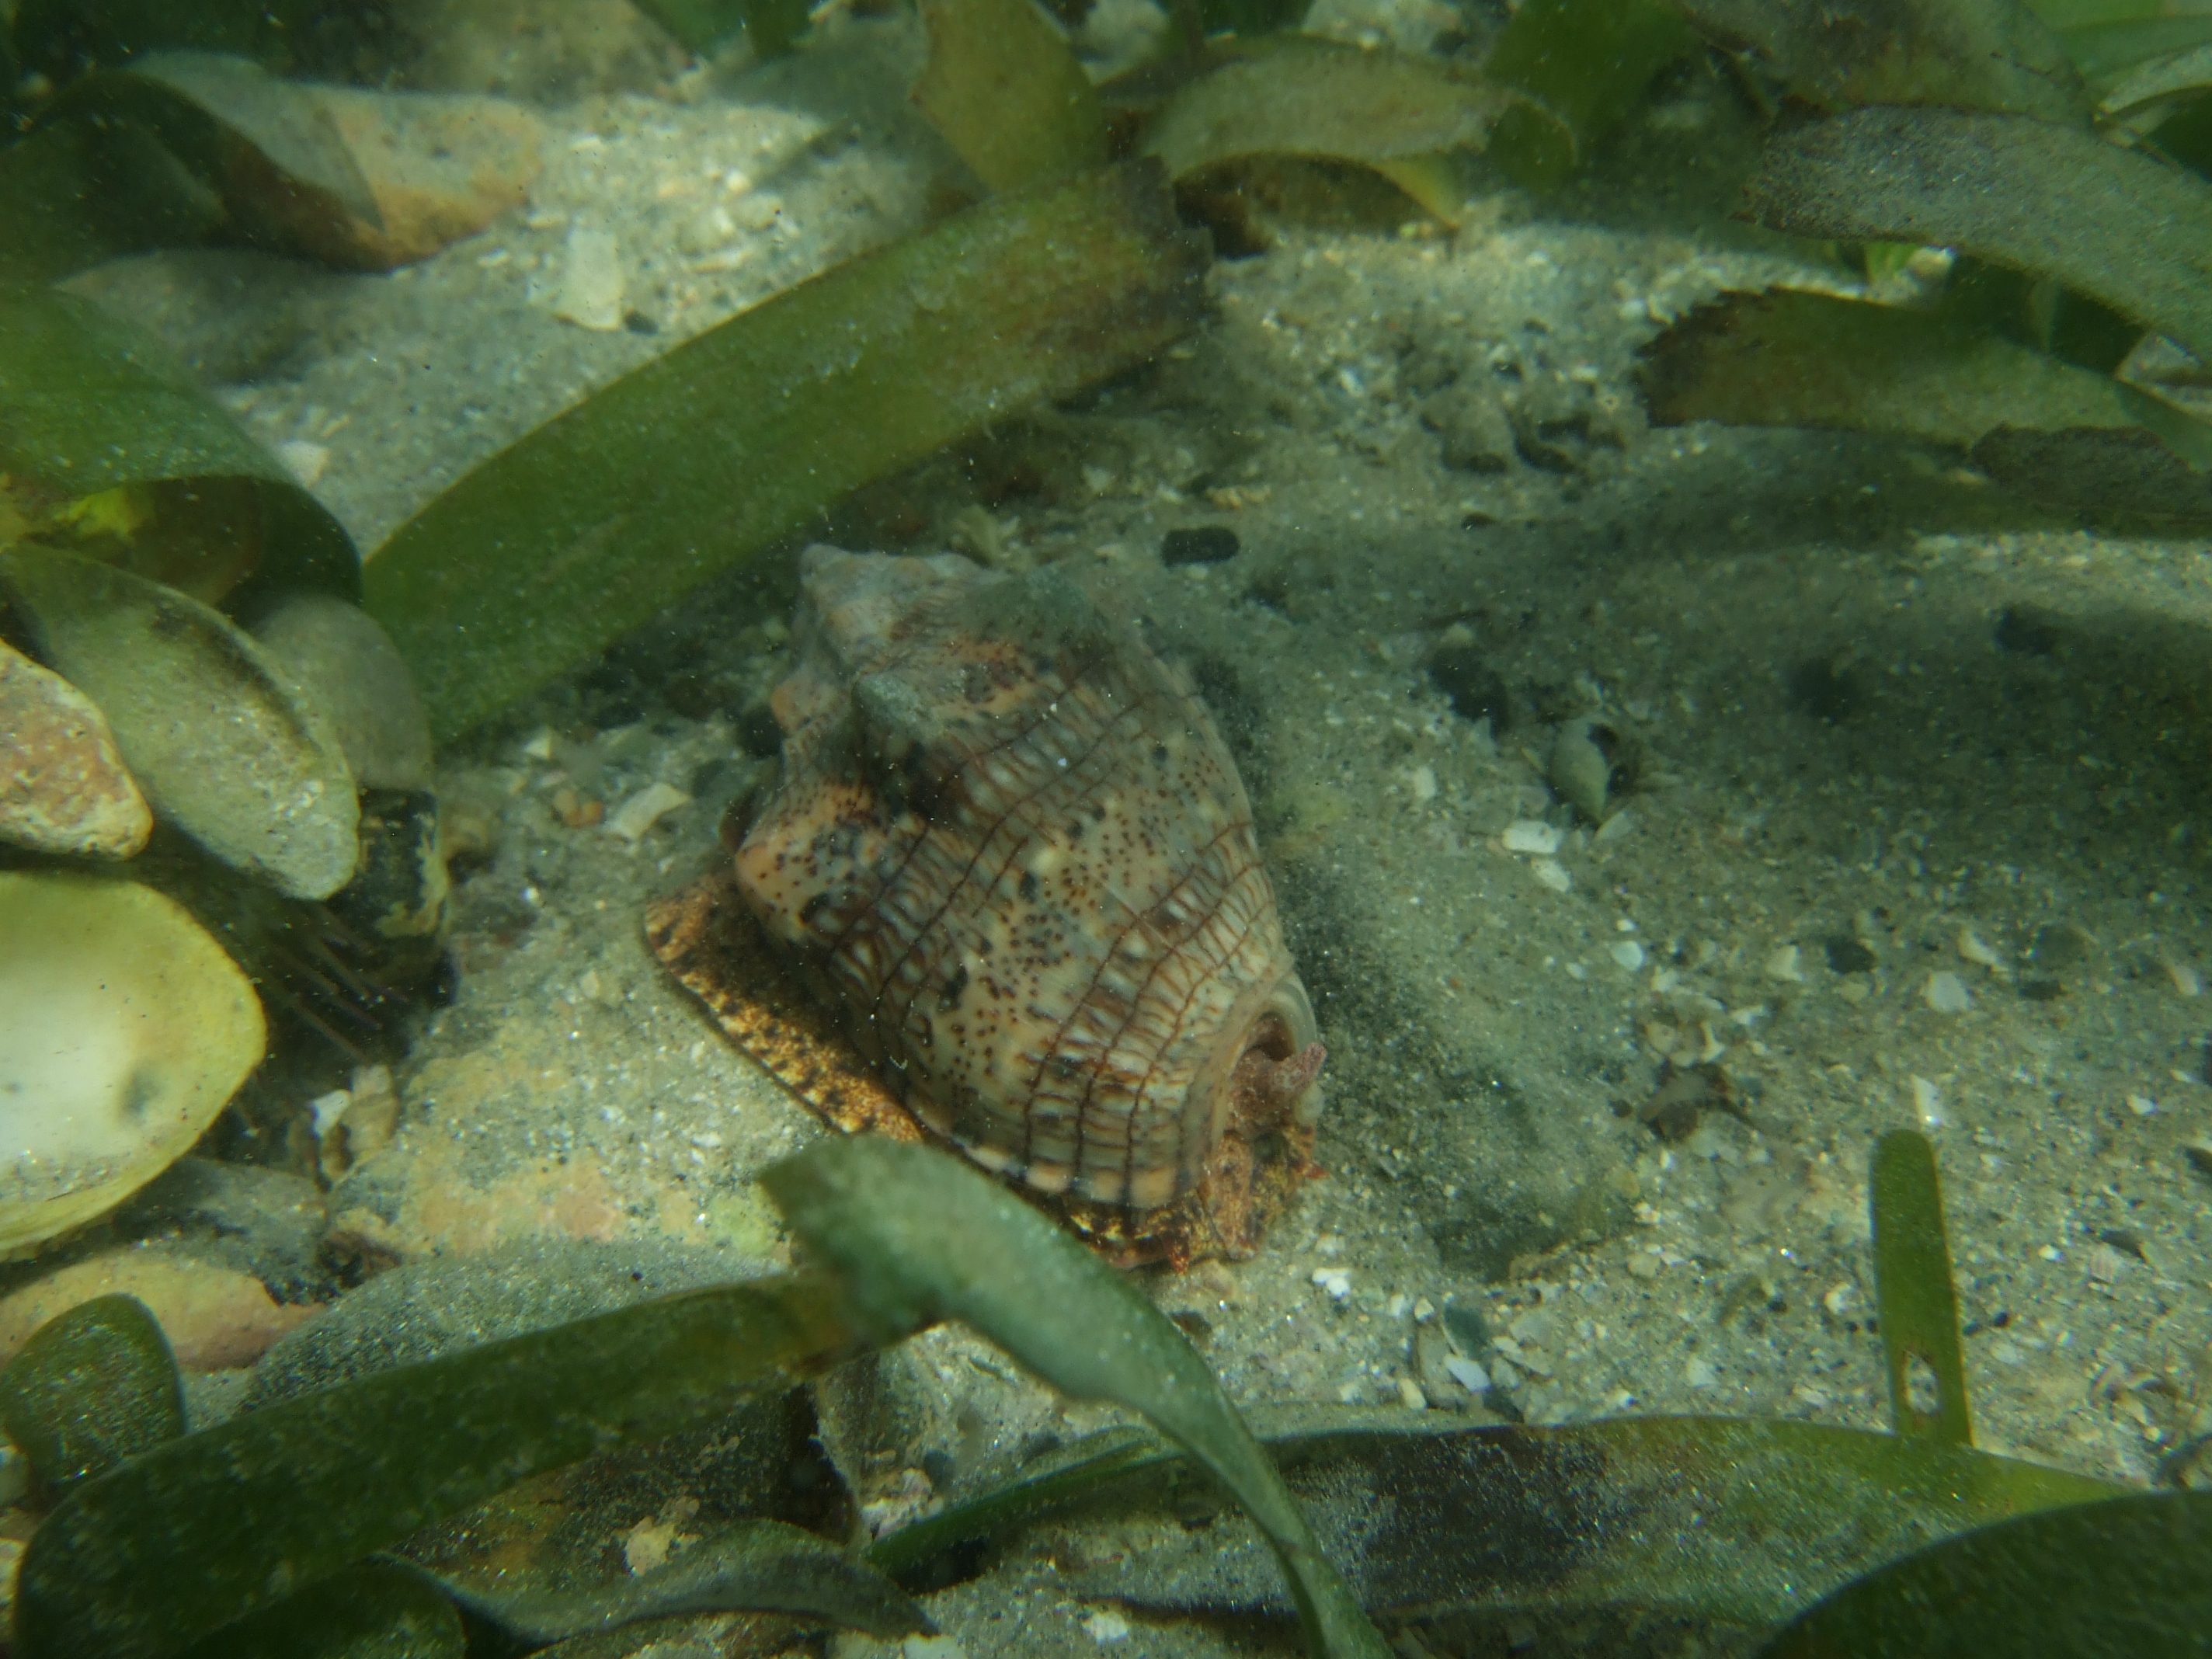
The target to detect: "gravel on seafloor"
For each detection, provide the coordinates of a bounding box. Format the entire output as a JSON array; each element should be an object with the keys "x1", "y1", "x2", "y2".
[{"x1": 31, "y1": 2, "x2": 2212, "y2": 1652}]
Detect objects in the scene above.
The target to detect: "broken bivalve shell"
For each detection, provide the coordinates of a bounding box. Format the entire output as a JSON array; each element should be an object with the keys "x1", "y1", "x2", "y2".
[
  {"x1": 0, "y1": 548, "x2": 360, "y2": 900},
  {"x1": 248, "y1": 593, "x2": 433, "y2": 792},
  {"x1": 1548, "y1": 714, "x2": 1639, "y2": 823},
  {"x1": 0, "y1": 870, "x2": 266, "y2": 1257}
]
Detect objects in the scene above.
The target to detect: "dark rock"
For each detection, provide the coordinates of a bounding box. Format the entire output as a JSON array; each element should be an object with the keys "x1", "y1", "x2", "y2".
[
  {"x1": 1427, "y1": 642, "x2": 1511, "y2": 732},
  {"x1": 1824, "y1": 937, "x2": 1876, "y2": 974},
  {"x1": 1160, "y1": 526, "x2": 1240, "y2": 566},
  {"x1": 1995, "y1": 603, "x2": 2066, "y2": 657}
]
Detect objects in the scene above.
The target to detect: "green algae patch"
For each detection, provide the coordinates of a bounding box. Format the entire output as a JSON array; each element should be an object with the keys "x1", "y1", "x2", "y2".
[
  {"x1": 1481, "y1": 0, "x2": 1700, "y2": 186},
  {"x1": 872, "y1": 1413, "x2": 2128, "y2": 1633},
  {"x1": 1871, "y1": 1130, "x2": 1973, "y2": 1444},
  {"x1": 12, "y1": 1276, "x2": 854, "y2": 1659},
  {"x1": 0, "y1": 1296, "x2": 183, "y2": 1494},
  {"x1": 1757, "y1": 1490, "x2": 2212, "y2": 1659},
  {"x1": 1669, "y1": 0, "x2": 2089, "y2": 122},
  {"x1": 766, "y1": 1137, "x2": 1394, "y2": 1659},
  {"x1": 0, "y1": 287, "x2": 359, "y2": 609},
  {"x1": 1141, "y1": 36, "x2": 1519, "y2": 224},
  {"x1": 363, "y1": 159, "x2": 1208, "y2": 743},
  {"x1": 1637, "y1": 287, "x2": 2212, "y2": 522},
  {"x1": 1741, "y1": 106, "x2": 2212, "y2": 363},
  {"x1": 174, "y1": 1562, "x2": 464, "y2": 1659},
  {"x1": 430, "y1": 1516, "x2": 927, "y2": 1645},
  {"x1": 913, "y1": 0, "x2": 1106, "y2": 196}
]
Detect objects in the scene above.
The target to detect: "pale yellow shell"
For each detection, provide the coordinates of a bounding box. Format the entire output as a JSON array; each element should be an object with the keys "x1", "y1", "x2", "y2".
[{"x1": 0, "y1": 870, "x2": 266, "y2": 1255}]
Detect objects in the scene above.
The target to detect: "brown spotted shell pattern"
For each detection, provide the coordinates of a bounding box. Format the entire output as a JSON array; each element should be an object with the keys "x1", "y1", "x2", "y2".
[{"x1": 734, "y1": 547, "x2": 1323, "y2": 1245}]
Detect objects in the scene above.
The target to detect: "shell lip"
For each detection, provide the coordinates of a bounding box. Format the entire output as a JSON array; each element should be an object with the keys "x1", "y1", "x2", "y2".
[{"x1": 1182, "y1": 969, "x2": 1327, "y2": 1170}]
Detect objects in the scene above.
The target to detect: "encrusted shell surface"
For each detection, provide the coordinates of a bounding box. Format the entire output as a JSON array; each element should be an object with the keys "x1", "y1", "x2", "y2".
[{"x1": 650, "y1": 546, "x2": 1324, "y2": 1263}]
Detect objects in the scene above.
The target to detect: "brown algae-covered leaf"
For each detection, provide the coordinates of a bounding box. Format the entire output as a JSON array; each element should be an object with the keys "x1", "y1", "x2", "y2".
[
  {"x1": 913, "y1": 0, "x2": 1106, "y2": 195},
  {"x1": 1141, "y1": 37, "x2": 1519, "y2": 197},
  {"x1": 0, "y1": 287, "x2": 358, "y2": 606},
  {"x1": 0, "y1": 549, "x2": 360, "y2": 900},
  {"x1": 0, "y1": 1295, "x2": 185, "y2": 1492},
  {"x1": 12, "y1": 1275, "x2": 853, "y2": 1659},
  {"x1": 2057, "y1": 13, "x2": 2212, "y2": 86},
  {"x1": 2099, "y1": 38, "x2": 2212, "y2": 120},
  {"x1": 363, "y1": 160, "x2": 1208, "y2": 743},
  {"x1": 1756, "y1": 1490, "x2": 2210, "y2": 1659},
  {"x1": 924, "y1": 1412, "x2": 2124, "y2": 1629},
  {"x1": 1668, "y1": 0, "x2": 2090, "y2": 122},
  {"x1": 1482, "y1": 0, "x2": 1701, "y2": 185},
  {"x1": 172, "y1": 1561, "x2": 465, "y2": 1659},
  {"x1": 1637, "y1": 288, "x2": 2212, "y2": 465},
  {"x1": 1741, "y1": 106, "x2": 2212, "y2": 363},
  {"x1": 430, "y1": 1518, "x2": 929, "y2": 1643},
  {"x1": 762, "y1": 1138, "x2": 1393, "y2": 1659},
  {"x1": 1970, "y1": 423, "x2": 2212, "y2": 524},
  {"x1": 1869, "y1": 1131, "x2": 1972, "y2": 1444}
]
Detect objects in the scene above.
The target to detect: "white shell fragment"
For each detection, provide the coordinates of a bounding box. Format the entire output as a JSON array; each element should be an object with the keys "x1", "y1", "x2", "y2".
[
  {"x1": 554, "y1": 224, "x2": 625, "y2": 330},
  {"x1": 605, "y1": 781, "x2": 691, "y2": 843},
  {"x1": 1911, "y1": 1075, "x2": 1946, "y2": 1129},
  {"x1": 1501, "y1": 818, "x2": 1563, "y2": 854},
  {"x1": 1925, "y1": 971, "x2": 1972, "y2": 1014},
  {"x1": 1956, "y1": 927, "x2": 2003, "y2": 969},
  {"x1": 0, "y1": 871, "x2": 266, "y2": 1256},
  {"x1": 0, "y1": 550, "x2": 360, "y2": 899}
]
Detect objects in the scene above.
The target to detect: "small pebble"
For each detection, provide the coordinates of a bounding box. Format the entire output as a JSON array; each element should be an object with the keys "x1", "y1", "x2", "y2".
[
  {"x1": 1311, "y1": 1267, "x2": 1352, "y2": 1300},
  {"x1": 2127, "y1": 1093, "x2": 2158, "y2": 1116},
  {"x1": 1956, "y1": 927, "x2": 2003, "y2": 968},
  {"x1": 1765, "y1": 944, "x2": 1804, "y2": 983},
  {"x1": 1683, "y1": 1357, "x2": 1719, "y2": 1389},
  {"x1": 1610, "y1": 940, "x2": 1647, "y2": 971},
  {"x1": 2168, "y1": 961, "x2": 2202, "y2": 998},
  {"x1": 1824, "y1": 936, "x2": 1876, "y2": 974},
  {"x1": 1924, "y1": 971, "x2": 1971, "y2": 1014},
  {"x1": 1082, "y1": 1609, "x2": 1132, "y2": 1643},
  {"x1": 1531, "y1": 857, "x2": 1572, "y2": 893}
]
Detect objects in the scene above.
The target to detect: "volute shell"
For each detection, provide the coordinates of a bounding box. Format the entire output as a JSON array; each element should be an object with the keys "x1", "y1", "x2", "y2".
[{"x1": 653, "y1": 546, "x2": 1324, "y2": 1262}]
